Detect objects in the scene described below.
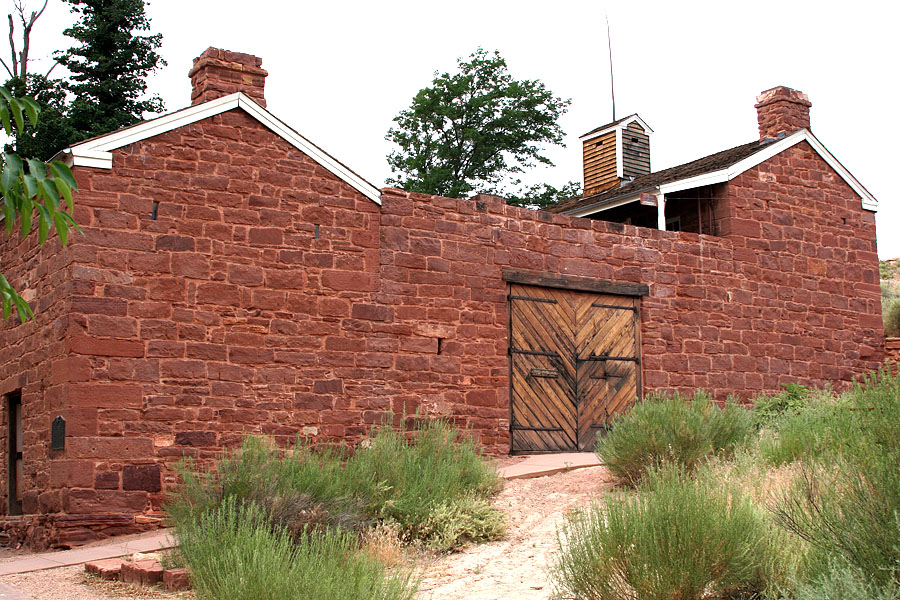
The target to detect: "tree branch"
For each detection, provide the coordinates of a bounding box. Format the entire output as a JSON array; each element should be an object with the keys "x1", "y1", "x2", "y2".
[
  {"x1": 0, "y1": 57, "x2": 12, "y2": 79},
  {"x1": 8, "y1": 13, "x2": 18, "y2": 78},
  {"x1": 44, "y1": 58, "x2": 59, "y2": 77},
  {"x1": 27, "y1": 0, "x2": 48, "y2": 28}
]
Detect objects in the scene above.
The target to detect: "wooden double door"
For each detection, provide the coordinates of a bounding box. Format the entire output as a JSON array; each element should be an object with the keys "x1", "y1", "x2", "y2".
[{"x1": 509, "y1": 284, "x2": 641, "y2": 453}]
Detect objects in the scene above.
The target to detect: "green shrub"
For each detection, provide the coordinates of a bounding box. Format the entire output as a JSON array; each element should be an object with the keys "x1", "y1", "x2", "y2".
[
  {"x1": 552, "y1": 465, "x2": 789, "y2": 600},
  {"x1": 752, "y1": 383, "x2": 812, "y2": 429},
  {"x1": 772, "y1": 371, "x2": 900, "y2": 592},
  {"x1": 165, "y1": 436, "x2": 363, "y2": 535},
  {"x1": 413, "y1": 494, "x2": 507, "y2": 551},
  {"x1": 177, "y1": 497, "x2": 417, "y2": 600},
  {"x1": 595, "y1": 392, "x2": 753, "y2": 484},
  {"x1": 342, "y1": 417, "x2": 503, "y2": 540},
  {"x1": 757, "y1": 398, "x2": 857, "y2": 466},
  {"x1": 167, "y1": 417, "x2": 504, "y2": 551},
  {"x1": 779, "y1": 562, "x2": 900, "y2": 600},
  {"x1": 884, "y1": 297, "x2": 900, "y2": 337}
]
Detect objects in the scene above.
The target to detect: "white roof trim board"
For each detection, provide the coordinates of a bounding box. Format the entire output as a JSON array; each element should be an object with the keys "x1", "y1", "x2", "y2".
[
  {"x1": 59, "y1": 93, "x2": 383, "y2": 205},
  {"x1": 565, "y1": 129, "x2": 878, "y2": 217},
  {"x1": 580, "y1": 114, "x2": 654, "y2": 142}
]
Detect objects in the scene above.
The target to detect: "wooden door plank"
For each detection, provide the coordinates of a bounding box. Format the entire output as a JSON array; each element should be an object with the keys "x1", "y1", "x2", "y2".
[
  {"x1": 509, "y1": 285, "x2": 578, "y2": 453},
  {"x1": 574, "y1": 293, "x2": 641, "y2": 451}
]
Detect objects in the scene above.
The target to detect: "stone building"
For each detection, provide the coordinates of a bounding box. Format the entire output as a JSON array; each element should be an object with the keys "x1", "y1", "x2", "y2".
[{"x1": 0, "y1": 48, "x2": 881, "y2": 547}]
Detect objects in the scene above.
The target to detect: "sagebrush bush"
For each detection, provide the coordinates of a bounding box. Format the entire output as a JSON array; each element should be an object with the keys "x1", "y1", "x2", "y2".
[
  {"x1": 757, "y1": 397, "x2": 857, "y2": 466},
  {"x1": 177, "y1": 497, "x2": 417, "y2": 600},
  {"x1": 772, "y1": 371, "x2": 900, "y2": 592},
  {"x1": 167, "y1": 417, "x2": 504, "y2": 552},
  {"x1": 552, "y1": 465, "x2": 789, "y2": 600},
  {"x1": 595, "y1": 391, "x2": 753, "y2": 484},
  {"x1": 883, "y1": 297, "x2": 900, "y2": 337},
  {"x1": 752, "y1": 383, "x2": 812, "y2": 429},
  {"x1": 342, "y1": 417, "x2": 504, "y2": 542},
  {"x1": 413, "y1": 494, "x2": 507, "y2": 551},
  {"x1": 778, "y1": 562, "x2": 900, "y2": 600}
]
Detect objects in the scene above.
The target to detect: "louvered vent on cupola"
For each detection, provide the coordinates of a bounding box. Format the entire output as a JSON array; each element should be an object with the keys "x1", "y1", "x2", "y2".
[{"x1": 580, "y1": 114, "x2": 652, "y2": 197}]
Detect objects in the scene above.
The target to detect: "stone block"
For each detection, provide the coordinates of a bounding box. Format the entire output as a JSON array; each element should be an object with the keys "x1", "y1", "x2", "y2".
[
  {"x1": 85, "y1": 559, "x2": 124, "y2": 580},
  {"x1": 120, "y1": 559, "x2": 163, "y2": 586},
  {"x1": 163, "y1": 568, "x2": 192, "y2": 591},
  {"x1": 122, "y1": 465, "x2": 162, "y2": 492}
]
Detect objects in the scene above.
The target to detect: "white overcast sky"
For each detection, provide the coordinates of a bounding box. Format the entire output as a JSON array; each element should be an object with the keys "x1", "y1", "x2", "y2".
[{"x1": 15, "y1": 0, "x2": 900, "y2": 257}]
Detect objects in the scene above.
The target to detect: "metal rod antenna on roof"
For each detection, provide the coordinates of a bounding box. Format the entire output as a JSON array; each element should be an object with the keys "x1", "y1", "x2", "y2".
[{"x1": 606, "y1": 11, "x2": 615, "y2": 122}]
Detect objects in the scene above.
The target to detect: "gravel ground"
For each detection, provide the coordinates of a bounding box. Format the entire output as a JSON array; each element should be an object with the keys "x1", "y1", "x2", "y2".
[
  {"x1": 0, "y1": 465, "x2": 613, "y2": 600},
  {"x1": 0, "y1": 564, "x2": 194, "y2": 600},
  {"x1": 416, "y1": 466, "x2": 615, "y2": 600}
]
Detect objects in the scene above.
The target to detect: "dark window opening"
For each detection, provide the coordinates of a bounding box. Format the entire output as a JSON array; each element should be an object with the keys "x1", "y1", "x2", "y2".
[
  {"x1": 584, "y1": 201, "x2": 658, "y2": 229},
  {"x1": 7, "y1": 391, "x2": 22, "y2": 515},
  {"x1": 581, "y1": 185, "x2": 724, "y2": 236}
]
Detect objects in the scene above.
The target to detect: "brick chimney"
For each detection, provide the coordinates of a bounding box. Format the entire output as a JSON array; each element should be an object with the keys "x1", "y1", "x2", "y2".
[
  {"x1": 754, "y1": 86, "x2": 811, "y2": 139},
  {"x1": 188, "y1": 47, "x2": 268, "y2": 107}
]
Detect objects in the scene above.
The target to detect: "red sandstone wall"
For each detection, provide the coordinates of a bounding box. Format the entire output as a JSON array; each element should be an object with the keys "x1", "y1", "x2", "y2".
[
  {"x1": 0, "y1": 108, "x2": 883, "y2": 544},
  {"x1": 718, "y1": 141, "x2": 883, "y2": 380},
  {"x1": 380, "y1": 173, "x2": 880, "y2": 406},
  {"x1": 884, "y1": 338, "x2": 900, "y2": 362},
  {"x1": 0, "y1": 220, "x2": 72, "y2": 522},
  {"x1": 0, "y1": 110, "x2": 384, "y2": 541}
]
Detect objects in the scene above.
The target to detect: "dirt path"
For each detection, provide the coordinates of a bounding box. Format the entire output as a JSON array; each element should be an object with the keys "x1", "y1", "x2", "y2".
[{"x1": 416, "y1": 466, "x2": 616, "y2": 600}]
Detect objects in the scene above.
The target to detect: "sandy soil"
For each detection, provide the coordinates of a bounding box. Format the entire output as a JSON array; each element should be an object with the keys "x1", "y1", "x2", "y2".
[
  {"x1": 416, "y1": 466, "x2": 616, "y2": 600},
  {"x1": 0, "y1": 466, "x2": 614, "y2": 600}
]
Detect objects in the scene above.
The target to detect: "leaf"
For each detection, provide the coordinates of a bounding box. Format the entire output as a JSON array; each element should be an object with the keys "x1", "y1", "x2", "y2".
[
  {"x1": 13, "y1": 293, "x2": 33, "y2": 323},
  {"x1": 9, "y1": 97, "x2": 24, "y2": 133},
  {"x1": 40, "y1": 179, "x2": 60, "y2": 210},
  {"x1": 53, "y1": 213, "x2": 69, "y2": 245},
  {"x1": 50, "y1": 161, "x2": 78, "y2": 191},
  {"x1": 20, "y1": 97, "x2": 40, "y2": 128},
  {"x1": 20, "y1": 197, "x2": 32, "y2": 239},
  {"x1": 0, "y1": 105, "x2": 10, "y2": 136},
  {"x1": 2, "y1": 197, "x2": 14, "y2": 234},
  {"x1": 36, "y1": 205, "x2": 50, "y2": 244},
  {"x1": 26, "y1": 159, "x2": 46, "y2": 181},
  {"x1": 22, "y1": 174, "x2": 37, "y2": 198},
  {"x1": 53, "y1": 177, "x2": 74, "y2": 211},
  {"x1": 4, "y1": 153, "x2": 22, "y2": 175}
]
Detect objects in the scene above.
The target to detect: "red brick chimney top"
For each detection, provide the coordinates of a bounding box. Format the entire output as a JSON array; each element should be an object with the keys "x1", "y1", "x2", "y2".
[
  {"x1": 188, "y1": 47, "x2": 268, "y2": 107},
  {"x1": 754, "y1": 86, "x2": 811, "y2": 140}
]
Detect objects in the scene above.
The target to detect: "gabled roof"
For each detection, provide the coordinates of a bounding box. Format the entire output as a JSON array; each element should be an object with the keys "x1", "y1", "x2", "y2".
[
  {"x1": 553, "y1": 129, "x2": 878, "y2": 216},
  {"x1": 57, "y1": 93, "x2": 382, "y2": 205},
  {"x1": 580, "y1": 114, "x2": 653, "y2": 141}
]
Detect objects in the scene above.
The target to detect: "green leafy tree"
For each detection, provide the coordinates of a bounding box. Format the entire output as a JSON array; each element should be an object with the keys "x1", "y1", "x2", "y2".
[
  {"x1": 4, "y1": 74, "x2": 75, "y2": 160},
  {"x1": 1, "y1": 1, "x2": 74, "y2": 160},
  {"x1": 0, "y1": 86, "x2": 78, "y2": 321},
  {"x1": 505, "y1": 180, "x2": 582, "y2": 211},
  {"x1": 386, "y1": 48, "x2": 571, "y2": 199},
  {"x1": 56, "y1": 0, "x2": 165, "y2": 142}
]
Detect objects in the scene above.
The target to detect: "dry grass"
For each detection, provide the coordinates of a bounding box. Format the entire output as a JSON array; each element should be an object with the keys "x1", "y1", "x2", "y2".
[
  {"x1": 701, "y1": 450, "x2": 804, "y2": 505},
  {"x1": 362, "y1": 523, "x2": 406, "y2": 567}
]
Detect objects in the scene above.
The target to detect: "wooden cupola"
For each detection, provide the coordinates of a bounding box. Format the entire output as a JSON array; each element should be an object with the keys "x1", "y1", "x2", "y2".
[{"x1": 580, "y1": 114, "x2": 652, "y2": 197}]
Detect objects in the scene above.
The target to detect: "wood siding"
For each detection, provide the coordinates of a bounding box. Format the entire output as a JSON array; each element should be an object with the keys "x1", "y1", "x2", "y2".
[
  {"x1": 622, "y1": 122, "x2": 650, "y2": 179},
  {"x1": 583, "y1": 130, "x2": 619, "y2": 196}
]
